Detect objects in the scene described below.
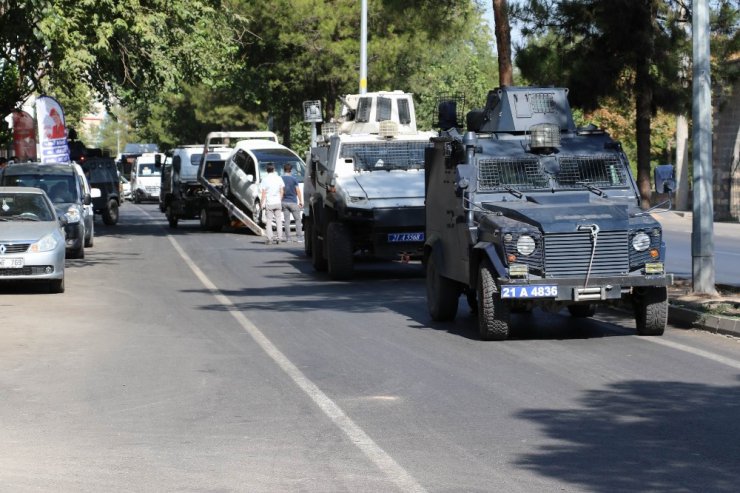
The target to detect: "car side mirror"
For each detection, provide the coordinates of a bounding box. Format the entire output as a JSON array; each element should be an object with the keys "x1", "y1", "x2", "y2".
[
  {"x1": 91, "y1": 188, "x2": 102, "y2": 199},
  {"x1": 83, "y1": 193, "x2": 92, "y2": 205},
  {"x1": 59, "y1": 215, "x2": 68, "y2": 226}
]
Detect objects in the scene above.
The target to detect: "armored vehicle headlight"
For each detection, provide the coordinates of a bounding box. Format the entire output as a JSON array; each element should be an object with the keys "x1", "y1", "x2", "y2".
[
  {"x1": 516, "y1": 235, "x2": 536, "y2": 256},
  {"x1": 632, "y1": 232, "x2": 650, "y2": 251}
]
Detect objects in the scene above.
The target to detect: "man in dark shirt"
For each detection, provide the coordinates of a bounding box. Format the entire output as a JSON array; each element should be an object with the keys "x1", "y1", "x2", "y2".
[{"x1": 281, "y1": 163, "x2": 303, "y2": 242}]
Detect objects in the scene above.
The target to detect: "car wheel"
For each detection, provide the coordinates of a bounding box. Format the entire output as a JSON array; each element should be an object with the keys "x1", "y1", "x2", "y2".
[
  {"x1": 69, "y1": 245, "x2": 84, "y2": 260},
  {"x1": 103, "y1": 199, "x2": 119, "y2": 225},
  {"x1": 84, "y1": 222, "x2": 94, "y2": 248},
  {"x1": 311, "y1": 220, "x2": 327, "y2": 272},
  {"x1": 477, "y1": 261, "x2": 511, "y2": 341},
  {"x1": 223, "y1": 175, "x2": 232, "y2": 200},
  {"x1": 633, "y1": 287, "x2": 667, "y2": 336},
  {"x1": 327, "y1": 222, "x2": 353, "y2": 280},
  {"x1": 166, "y1": 205, "x2": 178, "y2": 228},
  {"x1": 426, "y1": 253, "x2": 460, "y2": 321},
  {"x1": 200, "y1": 206, "x2": 210, "y2": 231},
  {"x1": 49, "y1": 278, "x2": 65, "y2": 294}
]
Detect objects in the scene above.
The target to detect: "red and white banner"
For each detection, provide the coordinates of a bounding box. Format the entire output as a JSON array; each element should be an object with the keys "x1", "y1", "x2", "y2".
[
  {"x1": 35, "y1": 95, "x2": 70, "y2": 163},
  {"x1": 12, "y1": 110, "x2": 37, "y2": 161}
]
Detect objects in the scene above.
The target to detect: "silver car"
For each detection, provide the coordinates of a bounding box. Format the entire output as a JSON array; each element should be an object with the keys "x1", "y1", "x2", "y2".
[{"x1": 0, "y1": 187, "x2": 66, "y2": 293}]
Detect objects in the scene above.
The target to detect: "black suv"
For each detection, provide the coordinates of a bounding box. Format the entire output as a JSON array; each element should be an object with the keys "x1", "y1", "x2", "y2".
[{"x1": 80, "y1": 158, "x2": 120, "y2": 225}]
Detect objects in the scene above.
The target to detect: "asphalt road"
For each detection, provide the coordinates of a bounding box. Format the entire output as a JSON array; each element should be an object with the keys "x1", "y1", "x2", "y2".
[{"x1": 2, "y1": 203, "x2": 739, "y2": 492}]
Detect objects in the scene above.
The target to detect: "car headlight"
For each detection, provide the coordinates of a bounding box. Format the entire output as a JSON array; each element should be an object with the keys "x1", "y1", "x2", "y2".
[
  {"x1": 30, "y1": 233, "x2": 59, "y2": 253},
  {"x1": 65, "y1": 207, "x2": 81, "y2": 223},
  {"x1": 516, "y1": 235, "x2": 536, "y2": 256},
  {"x1": 632, "y1": 231, "x2": 650, "y2": 251}
]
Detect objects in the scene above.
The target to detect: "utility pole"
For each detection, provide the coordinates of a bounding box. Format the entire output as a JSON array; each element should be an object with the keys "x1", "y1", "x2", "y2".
[
  {"x1": 691, "y1": 0, "x2": 716, "y2": 295},
  {"x1": 359, "y1": 0, "x2": 367, "y2": 95}
]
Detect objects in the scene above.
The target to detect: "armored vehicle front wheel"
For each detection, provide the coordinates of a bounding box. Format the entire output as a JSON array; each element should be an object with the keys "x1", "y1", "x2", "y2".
[
  {"x1": 327, "y1": 222, "x2": 353, "y2": 280},
  {"x1": 166, "y1": 205, "x2": 178, "y2": 228},
  {"x1": 311, "y1": 222, "x2": 327, "y2": 272},
  {"x1": 633, "y1": 286, "x2": 667, "y2": 336},
  {"x1": 477, "y1": 262, "x2": 511, "y2": 341},
  {"x1": 426, "y1": 253, "x2": 460, "y2": 321},
  {"x1": 568, "y1": 304, "x2": 596, "y2": 318}
]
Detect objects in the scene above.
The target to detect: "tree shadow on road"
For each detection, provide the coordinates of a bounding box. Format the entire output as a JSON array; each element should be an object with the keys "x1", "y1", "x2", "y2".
[{"x1": 515, "y1": 377, "x2": 740, "y2": 492}]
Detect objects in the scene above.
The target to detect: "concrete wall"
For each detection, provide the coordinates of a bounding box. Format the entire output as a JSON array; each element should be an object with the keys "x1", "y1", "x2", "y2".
[{"x1": 712, "y1": 73, "x2": 740, "y2": 221}]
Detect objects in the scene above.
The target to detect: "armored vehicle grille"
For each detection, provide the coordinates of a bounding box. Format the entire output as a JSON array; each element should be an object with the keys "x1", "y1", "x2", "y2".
[
  {"x1": 478, "y1": 158, "x2": 549, "y2": 191},
  {"x1": 0, "y1": 243, "x2": 30, "y2": 254},
  {"x1": 340, "y1": 142, "x2": 427, "y2": 171},
  {"x1": 556, "y1": 155, "x2": 628, "y2": 188},
  {"x1": 544, "y1": 230, "x2": 629, "y2": 278}
]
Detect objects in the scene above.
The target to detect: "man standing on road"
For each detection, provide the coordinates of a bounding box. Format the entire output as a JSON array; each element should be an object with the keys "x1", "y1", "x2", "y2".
[
  {"x1": 259, "y1": 163, "x2": 284, "y2": 244},
  {"x1": 281, "y1": 163, "x2": 303, "y2": 242}
]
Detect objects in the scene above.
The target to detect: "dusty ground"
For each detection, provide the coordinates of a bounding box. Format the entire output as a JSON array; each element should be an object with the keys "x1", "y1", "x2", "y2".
[{"x1": 669, "y1": 278, "x2": 740, "y2": 319}]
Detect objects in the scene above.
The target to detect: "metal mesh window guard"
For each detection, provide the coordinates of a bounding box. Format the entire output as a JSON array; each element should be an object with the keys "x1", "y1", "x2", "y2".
[
  {"x1": 340, "y1": 142, "x2": 428, "y2": 171},
  {"x1": 556, "y1": 155, "x2": 628, "y2": 188},
  {"x1": 478, "y1": 157, "x2": 549, "y2": 191}
]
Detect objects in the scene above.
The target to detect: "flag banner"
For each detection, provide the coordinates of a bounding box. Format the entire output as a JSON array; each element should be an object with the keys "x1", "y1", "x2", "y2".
[
  {"x1": 12, "y1": 110, "x2": 37, "y2": 161},
  {"x1": 35, "y1": 96, "x2": 70, "y2": 164}
]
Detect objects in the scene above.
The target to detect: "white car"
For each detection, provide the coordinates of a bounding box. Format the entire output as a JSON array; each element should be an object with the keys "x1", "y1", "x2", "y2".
[
  {"x1": 221, "y1": 140, "x2": 305, "y2": 226},
  {"x1": 131, "y1": 153, "x2": 164, "y2": 203}
]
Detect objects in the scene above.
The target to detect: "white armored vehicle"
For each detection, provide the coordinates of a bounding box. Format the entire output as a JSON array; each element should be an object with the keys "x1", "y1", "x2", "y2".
[{"x1": 304, "y1": 91, "x2": 435, "y2": 280}]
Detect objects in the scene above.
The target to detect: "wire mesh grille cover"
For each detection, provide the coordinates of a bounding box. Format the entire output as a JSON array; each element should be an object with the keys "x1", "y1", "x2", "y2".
[
  {"x1": 478, "y1": 157, "x2": 549, "y2": 191},
  {"x1": 544, "y1": 230, "x2": 629, "y2": 278},
  {"x1": 340, "y1": 142, "x2": 427, "y2": 171},
  {"x1": 556, "y1": 155, "x2": 628, "y2": 187}
]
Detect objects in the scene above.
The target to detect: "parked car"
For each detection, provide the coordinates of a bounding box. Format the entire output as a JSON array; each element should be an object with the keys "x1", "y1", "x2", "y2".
[
  {"x1": 1, "y1": 162, "x2": 98, "y2": 258},
  {"x1": 80, "y1": 157, "x2": 121, "y2": 225},
  {"x1": 0, "y1": 186, "x2": 66, "y2": 292},
  {"x1": 131, "y1": 153, "x2": 164, "y2": 203},
  {"x1": 72, "y1": 162, "x2": 96, "y2": 246},
  {"x1": 120, "y1": 175, "x2": 132, "y2": 201},
  {"x1": 221, "y1": 140, "x2": 306, "y2": 225}
]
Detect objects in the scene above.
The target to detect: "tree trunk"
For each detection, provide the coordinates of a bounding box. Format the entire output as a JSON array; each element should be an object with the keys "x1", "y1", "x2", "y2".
[
  {"x1": 635, "y1": 62, "x2": 653, "y2": 208},
  {"x1": 493, "y1": 0, "x2": 514, "y2": 87}
]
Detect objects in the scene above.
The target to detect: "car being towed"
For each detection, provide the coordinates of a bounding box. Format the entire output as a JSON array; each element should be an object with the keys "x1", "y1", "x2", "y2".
[
  {"x1": 0, "y1": 187, "x2": 66, "y2": 293},
  {"x1": 221, "y1": 139, "x2": 305, "y2": 226}
]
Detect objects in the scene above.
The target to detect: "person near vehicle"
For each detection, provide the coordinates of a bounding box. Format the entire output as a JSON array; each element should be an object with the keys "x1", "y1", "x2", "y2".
[
  {"x1": 259, "y1": 163, "x2": 284, "y2": 244},
  {"x1": 0, "y1": 157, "x2": 7, "y2": 170},
  {"x1": 280, "y1": 163, "x2": 303, "y2": 242}
]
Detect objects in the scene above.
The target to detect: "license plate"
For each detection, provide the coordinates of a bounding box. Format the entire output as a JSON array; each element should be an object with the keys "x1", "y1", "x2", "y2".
[
  {"x1": 501, "y1": 285, "x2": 558, "y2": 299},
  {"x1": 0, "y1": 257, "x2": 24, "y2": 269},
  {"x1": 387, "y1": 232, "x2": 424, "y2": 243}
]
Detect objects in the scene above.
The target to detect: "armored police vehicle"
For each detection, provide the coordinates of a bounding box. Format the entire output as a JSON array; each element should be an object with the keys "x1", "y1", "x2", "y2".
[
  {"x1": 305, "y1": 91, "x2": 435, "y2": 280},
  {"x1": 424, "y1": 86, "x2": 673, "y2": 340}
]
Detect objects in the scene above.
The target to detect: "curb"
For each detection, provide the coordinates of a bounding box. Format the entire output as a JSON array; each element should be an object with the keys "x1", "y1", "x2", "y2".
[{"x1": 669, "y1": 304, "x2": 740, "y2": 338}]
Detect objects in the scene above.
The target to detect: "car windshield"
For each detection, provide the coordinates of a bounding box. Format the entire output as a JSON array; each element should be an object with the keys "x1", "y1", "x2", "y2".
[
  {"x1": 137, "y1": 163, "x2": 161, "y2": 177},
  {"x1": 0, "y1": 192, "x2": 55, "y2": 221},
  {"x1": 340, "y1": 141, "x2": 427, "y2": 171},
  {"x1": 252, "y1": 149, "x2": 305, "y2": 180},
  {"x1": 3, "y1": 174, "x2": 79, "y2": 204}
]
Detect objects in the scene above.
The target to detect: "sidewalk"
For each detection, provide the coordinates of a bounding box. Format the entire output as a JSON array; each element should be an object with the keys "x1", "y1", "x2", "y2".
[{"x1": 657, "y1": 211, "x2": 740, "y2": 337}]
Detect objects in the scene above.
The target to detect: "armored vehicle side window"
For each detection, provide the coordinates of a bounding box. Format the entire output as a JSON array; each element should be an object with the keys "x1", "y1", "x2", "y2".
[
  {"x1": 356, "y1": 97, "x2": 372, "y2": 123},
  {"x1": 376, "y1": 97, "x2": 392, "y2": 122},
  {"x1": 398, "y1": 99, "x2": 411, "y2": 124}
]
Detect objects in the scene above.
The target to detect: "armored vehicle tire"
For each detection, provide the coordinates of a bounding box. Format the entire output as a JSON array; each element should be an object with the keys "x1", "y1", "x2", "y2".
[
  {"x1": 568, "y1": 304, "x2": 596, "y2": 318},
  {"x1": 102, "y1": 199, "x2": 119, "y2": 225},
  {"x1": 633, "y1": 286, "x2": 668, "y2": 336},
  {"x1": 166, "y1": 205, "x2": 178, "y2": 228},
  {"x1": 49, "y1": 278, "x2": 65, "y2": 294},
  {"x1": 311, "y1": 223, "x2": 327, "y2": 272},
  {"x1": 426, "y1": 254, "x2": 460, "y2": 321},
  {"x1": 477, "y1": 262, "x2": 511, "y2": 341},
  {"x1": 303, "y1": 220, "x2": 313, "y2": 257},
  {"x1": 327, "y1": 222, "x2": 353, "y2": 280}
]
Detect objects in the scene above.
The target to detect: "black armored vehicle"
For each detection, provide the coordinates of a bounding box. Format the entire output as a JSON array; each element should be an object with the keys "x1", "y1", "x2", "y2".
[{"x1": 424, "y1": 87, "x2": 673, "y2": 340}]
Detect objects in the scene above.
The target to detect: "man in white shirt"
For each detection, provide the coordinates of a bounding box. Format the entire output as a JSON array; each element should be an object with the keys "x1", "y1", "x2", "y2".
[{"x1": 259, "y1": 163, "x2": 284, "y2": 244}]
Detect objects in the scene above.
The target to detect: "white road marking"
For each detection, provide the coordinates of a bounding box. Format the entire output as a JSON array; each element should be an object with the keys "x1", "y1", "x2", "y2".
[
  {"x1": 167, "y1": 235, "x2": 427, "y2": 493},
  {"x1": 644, "y1": 336, "x2": 740, "y2": 370}
]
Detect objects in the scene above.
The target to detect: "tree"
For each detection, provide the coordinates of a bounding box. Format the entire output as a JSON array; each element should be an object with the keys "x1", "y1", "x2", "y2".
[
  {"x1": 514, "y1": 0, "x2": 691, "y2": 207},
  {"x1": 493, "y1": 0, "x2": 515, "y2": 86}
]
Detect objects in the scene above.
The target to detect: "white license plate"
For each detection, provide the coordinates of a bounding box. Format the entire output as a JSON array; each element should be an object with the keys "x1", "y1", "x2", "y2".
[
  {"x1": 388, "y1": 232, "x2": 424, "y2": 243},
  {"x1": 501, "y1": 285, "x2": 558, "y2": 299},
  {"x1": 0, "y1": 257, "x2": 24, "y2": 269}
]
